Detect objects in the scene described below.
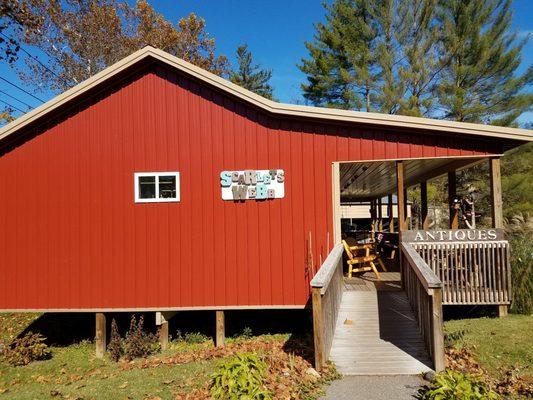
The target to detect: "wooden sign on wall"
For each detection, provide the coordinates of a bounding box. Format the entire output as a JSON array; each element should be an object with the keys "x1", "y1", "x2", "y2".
[{"x1": 220, "y1": 169, "x2": 285, "y2": 201}]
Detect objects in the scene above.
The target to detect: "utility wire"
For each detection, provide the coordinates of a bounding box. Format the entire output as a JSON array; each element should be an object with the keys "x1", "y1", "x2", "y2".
[
  {"x1": 0, "y1": 76, "x2": 44, "y2": 103},
  {"x1": 0, "y1": 32, "x2": 60, "y2": 79},
  {"x1": 0, "y1": 98, "x2": 26, "y2": 114},
  {"x1": 0, "y1": 89, "x2": 33, "y2": 110}
]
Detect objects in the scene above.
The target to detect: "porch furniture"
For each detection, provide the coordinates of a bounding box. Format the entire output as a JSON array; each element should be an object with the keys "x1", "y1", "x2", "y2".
[{"x1": 342, "y1": 240, "x2": 387, "y2": 279}]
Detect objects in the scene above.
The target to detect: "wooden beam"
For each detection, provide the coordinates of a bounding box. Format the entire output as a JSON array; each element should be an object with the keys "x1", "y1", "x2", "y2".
[
  {"x1": 215, "y1": 311, "x2": 225, "y2": 347},
  {"x1": 489, "y1": 157, "x2": 503, "y2": 229},
  {"x1": 448, "y1": 171, "x2": 459, "y2": 229},
  {"x1": 312, "y1": 287, "x2": 324, "y2": 371},
  {"x1": 396, "y1": 161, "x2": 407, "y2": 231},
  {"x1": 421, "y1": 181, "x2": 429, "y2": 230},
  {"x1": 95, "y1": 313, "x2": 106, "y2": 358},
  {"x1": 332, "y1": 163, "x2": 341, "y2": 244}
]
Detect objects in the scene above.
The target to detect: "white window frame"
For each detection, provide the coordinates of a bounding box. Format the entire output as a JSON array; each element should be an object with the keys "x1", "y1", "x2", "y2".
[{"x1": 134, "y1": 172, "x2": 180, "y2": 203}]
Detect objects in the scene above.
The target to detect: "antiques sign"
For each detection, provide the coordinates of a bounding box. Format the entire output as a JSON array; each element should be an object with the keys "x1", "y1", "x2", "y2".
[
  {"x1": 403, "y1": 229, "x2": 504, "y2": 243},
  {"x1": 220, "y1": 169, "x2": 285, "y2": 201}
]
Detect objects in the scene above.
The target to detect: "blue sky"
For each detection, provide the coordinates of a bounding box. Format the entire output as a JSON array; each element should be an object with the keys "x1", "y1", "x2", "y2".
[{"x1": 1, "y1": 0, "x2": 532, "y2": 124}]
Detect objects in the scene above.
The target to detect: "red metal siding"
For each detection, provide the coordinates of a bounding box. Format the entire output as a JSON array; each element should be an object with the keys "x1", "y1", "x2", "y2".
[{"x1": 0, "y1": 64, "x2": 502, "y2": 310}]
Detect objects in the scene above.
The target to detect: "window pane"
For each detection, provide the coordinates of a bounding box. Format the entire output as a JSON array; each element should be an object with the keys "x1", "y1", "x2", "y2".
[
  {"x1": 139, "y1": 176, "x2": 156, "y2": 199},
  {"x1": 159, "y1": 175, "x2": 176, "y2": 198}
]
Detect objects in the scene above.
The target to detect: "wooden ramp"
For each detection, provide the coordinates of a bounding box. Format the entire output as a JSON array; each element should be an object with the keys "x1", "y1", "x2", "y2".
[{"x1": 329, "y1": 273, "x2": 433, "y2": 375}]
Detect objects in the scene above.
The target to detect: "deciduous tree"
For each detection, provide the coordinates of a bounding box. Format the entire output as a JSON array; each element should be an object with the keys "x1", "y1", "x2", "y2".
[{"x1": 13, "y1": 0, "x2": 228, "y2": 92}]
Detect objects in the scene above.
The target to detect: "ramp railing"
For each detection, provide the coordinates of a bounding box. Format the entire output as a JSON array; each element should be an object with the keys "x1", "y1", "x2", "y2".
[{"x1": 310, "y1": 244, "x2": 344, "y2": 371}]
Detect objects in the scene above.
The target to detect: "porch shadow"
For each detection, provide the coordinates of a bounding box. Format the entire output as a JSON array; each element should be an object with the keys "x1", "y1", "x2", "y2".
[{"x1": 376, "y1": 290, "x2": 434, "y2": 371}]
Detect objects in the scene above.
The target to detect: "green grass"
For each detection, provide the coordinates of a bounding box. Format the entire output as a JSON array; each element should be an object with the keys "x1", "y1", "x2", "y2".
[
  {"x1": 0, "y1": 340, "x2": 218, "y2": 399},
  {"x1": 444, "y1": 315, "x2": 533, "y2": 378}
]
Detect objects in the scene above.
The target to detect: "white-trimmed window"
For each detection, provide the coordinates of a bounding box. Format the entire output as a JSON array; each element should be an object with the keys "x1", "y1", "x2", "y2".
[{"x1": 134, "y1": 172, "x2": 180, "y2": 203}]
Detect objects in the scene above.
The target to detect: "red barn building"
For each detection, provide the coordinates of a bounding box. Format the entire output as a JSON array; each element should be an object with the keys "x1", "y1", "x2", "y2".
[{"x1": 0, "y1": 47, "x2": 531, "y2": 372}]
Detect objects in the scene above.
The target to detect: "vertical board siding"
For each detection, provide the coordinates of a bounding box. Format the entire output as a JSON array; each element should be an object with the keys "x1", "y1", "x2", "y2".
[{"x1": 0, "y1": 66, "x2": 501, "y2": 310}]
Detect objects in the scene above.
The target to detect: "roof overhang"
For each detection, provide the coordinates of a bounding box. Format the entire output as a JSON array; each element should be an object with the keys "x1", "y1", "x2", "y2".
[
  {"x1": 340, "y1": 156, "x2": 490, "y2": 201},
  {"x1": 1, "y1": 46, "x2": 532, "y2": 144}
]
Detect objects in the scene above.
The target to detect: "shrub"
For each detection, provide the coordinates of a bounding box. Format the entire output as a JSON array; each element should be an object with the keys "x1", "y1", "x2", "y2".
[
  {"x1": 209, "y1": 352, "x2": 272, "y2": 400},
  {"x1": 240, "y1": 326, "x2": 253, "y2": 340},
  {"x1": 3, "y1": 332, "x2": 51, "y2": 366},
  {"x1": 444, "y1": 329, "x2": 466, "y2": 348},
  {"x1": 418, "y1": 370, "x2": 499, "y2": 400},
  {"x1": 123, "y1": 315, "x2": 159, "y2": 360},
  {"x1": 183, "y1": 332, "x2": 210, "y2": 344},
  {"x1": 505, "y1": 214, "x2": 533, "y2": 314},
  {"x1": 107, "y1": 319, "x2": 122, "y2": 362}
]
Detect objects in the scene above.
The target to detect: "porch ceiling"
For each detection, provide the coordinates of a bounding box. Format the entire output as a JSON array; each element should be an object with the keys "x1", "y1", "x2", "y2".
[{"x1": 340, "y1": 157, "x2": 484, "y2": 201}]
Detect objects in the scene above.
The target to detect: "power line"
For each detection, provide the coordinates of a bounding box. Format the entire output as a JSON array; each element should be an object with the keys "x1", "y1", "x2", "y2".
[
  {"x1": 0, "y1": 98, "x2": 25, "y2": 114},
  {"x1": 0, "y1": 89, "x2": 33, "y2": 110},
  {"x1": 0, "y1": 32, "x2": 60, "y2": 79},
  {"x1": 0, "y1": 76, "x2": 45, "y2": 103}
]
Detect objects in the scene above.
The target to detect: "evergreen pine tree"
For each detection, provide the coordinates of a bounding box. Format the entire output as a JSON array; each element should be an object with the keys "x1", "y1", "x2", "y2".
[
  {"x1": 229, "y1": 44, "x2": 274, "y2": 99},
  {"x1": 437, "y1": 0, "x2": 532, "y2": 125},
  {"x1": 299, "y1": 0, "x2": 379, "y2": 111}
]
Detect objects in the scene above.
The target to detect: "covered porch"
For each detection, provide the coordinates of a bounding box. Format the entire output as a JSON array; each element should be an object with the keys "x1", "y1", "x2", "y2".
[{"x1": 311, "y1": 155, "x2": 510, "y2": 375}]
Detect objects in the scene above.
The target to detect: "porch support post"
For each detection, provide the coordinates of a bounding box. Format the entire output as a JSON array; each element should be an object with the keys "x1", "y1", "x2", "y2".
[
  {"x1": 489, "y1": 157, "x2": 503, "y2": 229},
  {"x1": 421, "y1": 181, "x2": 429, "y2": 230},
  {"x1": 448, "y1": 171, "x2": 459, "y2": 229},
  {"x1": 431, "y1": 289, "x2": 445, "y2": 372},
  {"x1": 156, "y1": 311, "x2": 176, "y2": 350},
  {"x1": 95, "y1": 313, "x2": 106, "y2": 358},
  {"x1": 490, "y1": 157, "x2": 507, "y2": 317},
  {"x1": 388, "y1": 194, "x2": 394, "y2": 232},
  {"x1": 332, "y1": 163, "x2": 341, "y2": 244},
  {"x1": 215, "y1": 310, "x2": 225, "y2": 347},
  {"x1": 396, "y1": 161, "x2": 407, "y2": 231}
]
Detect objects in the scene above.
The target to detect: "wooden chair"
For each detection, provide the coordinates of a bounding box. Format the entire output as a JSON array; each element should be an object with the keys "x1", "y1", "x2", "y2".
[{"x1": 342, "y1": 240, "x2": 387, "y2": 279}]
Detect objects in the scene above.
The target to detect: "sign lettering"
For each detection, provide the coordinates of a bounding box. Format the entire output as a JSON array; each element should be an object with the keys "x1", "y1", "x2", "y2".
[{"x1": 221, "y1": 169, "x2": 285, "y2": 201}]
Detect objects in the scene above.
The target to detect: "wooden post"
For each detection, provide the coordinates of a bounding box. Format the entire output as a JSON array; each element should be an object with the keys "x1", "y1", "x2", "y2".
[
  {"x1": 421, "y1": 181, "x2": 429, "y2": 230},
  {"x1": 95, "y1": 313, "x2": 106, "y2": 358},
  {"x1": 332, "y1": 163, "x2": 341, "y2": 244},
  {"x1": 215, "y1": 311, "x2": 225, "y2": 347},
  {"x1": 396, "y1": 161, "x2": 407, "y2": 231},
  {"x1": 489, "y1": 158, "x2": 503, "y2": 229},
  {"x1": 489, "y1": 158, "x2": 506, "y2": 316},
  {"x1": 388, "y1": 194, "x2": 394, "y2": 232},
  {"x1": 312, "y1": 287, "x2": 324, "y2": 371},
  {"x1": 156, "y1": 312, "x2": 174, "y2": 351},
  {"x1": 448, "y1": 171, "x2": 459, "y2": 229},
  {"x1": 377, "y1": 197, "x2": 383, "y2": 231},
  {"x1": 431, "y1": 290, "x2": 445, "y2": 372},
  {"x1": 370, "y1": 199, "x2": 376, "y2": 241}
]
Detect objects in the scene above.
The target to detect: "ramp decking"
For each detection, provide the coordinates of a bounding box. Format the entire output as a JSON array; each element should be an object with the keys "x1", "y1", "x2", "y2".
[{"x1": 329, "y1": 273, "x2": 433, "y2": 375}]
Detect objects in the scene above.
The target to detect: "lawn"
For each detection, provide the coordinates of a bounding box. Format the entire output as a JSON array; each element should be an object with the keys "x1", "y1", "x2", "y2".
[
  {"x1": 0, "y1": 341, "x2": 217, "y2": 399},
  {"x1": 0, "y1": 312, "x2": 336, "y2": 399},
  {"x1": 444, "y1": 314, "x2": 532, "y2": 379}
]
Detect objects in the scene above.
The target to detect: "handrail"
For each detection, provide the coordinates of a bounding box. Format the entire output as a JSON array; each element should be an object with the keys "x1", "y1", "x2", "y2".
[
  {"x1": 310, "y1": 244, "x2": 344, "y2": 294},
  {"x1": 310, "y1": 243, "x2": 344, "y2": 371},
  {"x1": 400, "y1": 242, "x2": 442, "y2": 291},
  {"x1": 400, "y1": 241, "x2": 445, "y2": 372}
]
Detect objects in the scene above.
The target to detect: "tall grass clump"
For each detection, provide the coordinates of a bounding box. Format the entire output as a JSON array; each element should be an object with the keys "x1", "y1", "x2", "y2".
[{"x1": 504, "y1": 214, "x2": 532, "y2": 314}]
